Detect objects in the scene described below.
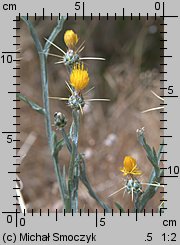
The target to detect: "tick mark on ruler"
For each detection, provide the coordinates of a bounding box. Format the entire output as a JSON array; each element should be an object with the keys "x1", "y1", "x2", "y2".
[
  {"x1": 2, "y1": 131, "x2": 20, "y2": 134},
  {"x1": 13, "y1": 59, "x2": 21, "y2": 62},
  {"x1": 42, "y1": 8, "x2": 45, "y2": 20},
  {"x1": 2, "y1": 51, "x2": 20, "y2": 54},
  {"x1": 161, "y1": 175, "x2": 179, "y2": 178},
  {"x1": 135, "y1": 209, "x2": 138, "y2": 221},
  {"x1": 161, "y1": 95, "x2": 178, "y2": 98},
  {"x1": 13, "y1": 67, "x2": 20, "y2": 70},
  {"x1": 8, "y1": 171, "x2": 20, "y2": 174},
  {"x1": 95, "y1": 209, "x2": 98, "y2": 227},
  {"x1": 8, "y1": 91, "x2": 20, "y2": 94},
  {"x1": 160, "y1": 55, "x2": 172, "y2": 58}
]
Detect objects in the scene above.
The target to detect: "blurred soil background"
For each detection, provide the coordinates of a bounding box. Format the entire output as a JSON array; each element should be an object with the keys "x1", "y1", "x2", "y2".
[{"x1": 17, "y1": 17, "x2": 163, "y2": 212}]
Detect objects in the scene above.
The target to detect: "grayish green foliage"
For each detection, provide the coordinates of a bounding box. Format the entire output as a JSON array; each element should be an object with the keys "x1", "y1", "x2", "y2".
[
  {"x1": 17, "y1": 93, "x2": 46, "y2": 115},
  {"x1": 20, "y1": 18, "x2": 163, "y2": 213}
]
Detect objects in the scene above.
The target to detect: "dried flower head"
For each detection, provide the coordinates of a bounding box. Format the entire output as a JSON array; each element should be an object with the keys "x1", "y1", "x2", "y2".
[
  {"x1": 120, "y1": 156, "x2": 142, "y2": 176},
  {"x1": 70, "y1": 63, "x2": 89, "y2": 91},
  {"x1": 64, "y1": 30, "x2": 78, "y2": 49}
]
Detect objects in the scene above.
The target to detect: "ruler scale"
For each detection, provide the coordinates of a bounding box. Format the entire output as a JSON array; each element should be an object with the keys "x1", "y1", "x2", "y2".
[{"x1": 0, "y1": 0, "x2": 179, "y2": 244}]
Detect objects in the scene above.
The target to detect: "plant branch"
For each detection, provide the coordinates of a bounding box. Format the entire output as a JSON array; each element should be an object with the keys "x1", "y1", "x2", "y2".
[
  {"x1": 17, "y1": 93, "x2": 46, "y2": 115},
  {"x1": 68, "y1": 110, "x2": 80, "y2": 212},
  {"x1": 61, "y1": 122, "x2": 111, "y2": 213},
  {"x1": 44, "y1": 17, "x2": 66, "y2": 57},
  {"x1": 21, "y1": 16, "x2": 66, "y2": 204}
]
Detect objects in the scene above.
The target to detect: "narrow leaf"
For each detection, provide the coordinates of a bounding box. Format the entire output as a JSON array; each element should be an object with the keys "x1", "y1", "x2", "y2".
[
  {"x1": 152, "y1": 147, "x2": 158, "y2": 164},
  {"x1": 115, "y1": 202, "x2": 125, "y2": 213},
  {"x1": 17, "y1": 93, "x2": 46, "y2": 115}
]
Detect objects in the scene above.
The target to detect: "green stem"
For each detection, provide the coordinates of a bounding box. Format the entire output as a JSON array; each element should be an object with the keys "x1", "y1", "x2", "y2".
[
  {"x1": 68, "y1": 110, "x2": 80, "y2": 212},
  {"x1": 44, "y1": 17, "x2": 66, "y2": 57},
  {"x1": 139, "y1": 169, "x2": 164, "y2": 212},
  {"x1": 61, "y1": 128, "x2": 72, "y2": 153},
  {"x1": 132, "y1": 192, "x2": 141, "y2": 213},
  {"x1": 21, "y1": 16, "x2": 66, "y2": 205},
  {"x1": 79, "y1": 158, "x2": 111, "y2": 213},
  {"x1": 61, "y1": 120, "x2": 111, "y2": 213}
]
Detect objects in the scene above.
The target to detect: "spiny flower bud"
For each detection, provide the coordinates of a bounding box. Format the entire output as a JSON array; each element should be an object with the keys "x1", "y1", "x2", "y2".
[
  {"x1": 63, "y1": 49, "x2": 79, "y2": 66},
  {"x1": 54, "y1": 112, "x2": 67, "y2": 129},
  {"x1": 64, "y1": 30, "x2": 78, "y2": 49},
  {"x1": 68, "y1": 92, "x2": 85, "y2": 111},
  {"x1": 126, "y1": 179, "x2": 142, "y2": 194}
]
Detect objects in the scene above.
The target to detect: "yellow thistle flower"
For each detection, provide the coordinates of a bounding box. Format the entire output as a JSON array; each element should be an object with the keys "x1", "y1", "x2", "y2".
[
  {"x1": 64, "y1": 30, "x2": 78, "y2": 49},
  {"x1": 70, "y1": 63, "x2": 89, "y2": 91},
  {"x1": 120, "y1": 156, "x2": 142, "y2": 176}
]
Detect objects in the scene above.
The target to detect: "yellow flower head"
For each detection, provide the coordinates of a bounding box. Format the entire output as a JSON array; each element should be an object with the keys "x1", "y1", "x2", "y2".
[
  {"x1": 70, "y1": 63, "x2": 90, "y2": 91},
  {"x1": 120, "y1": 156, "x2": 142, "y2": 176},
  {"x1": 64, "y1": 30, "x2": 78, "y2": 49}
]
